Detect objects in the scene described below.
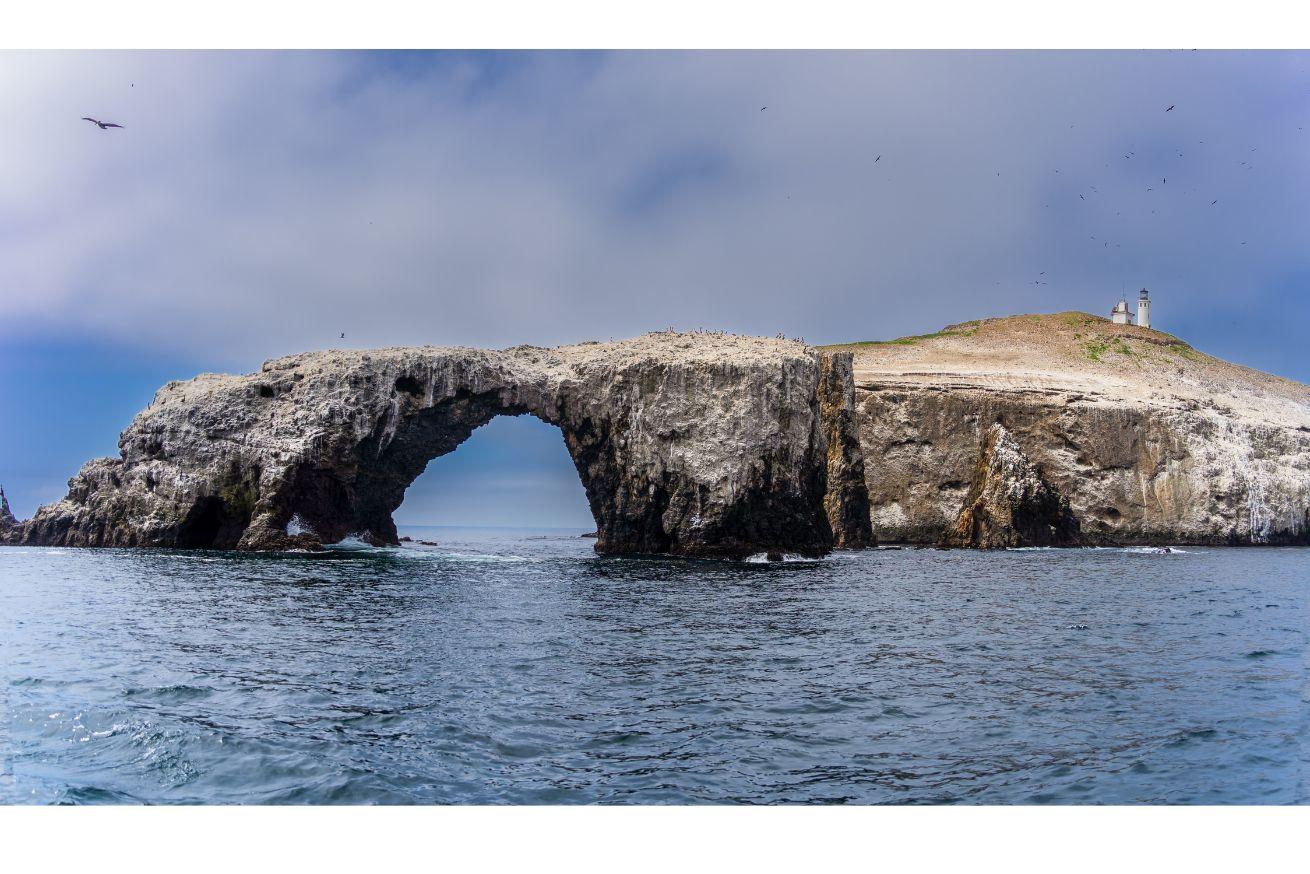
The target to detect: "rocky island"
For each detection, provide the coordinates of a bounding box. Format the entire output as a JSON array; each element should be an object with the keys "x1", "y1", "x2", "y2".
[
  {"x1": 4, "y1": 313, "x2": 1308, "y2": 555},
  {"x1": 828, "y1": 312, "x2": 1310, "y2": 546}
]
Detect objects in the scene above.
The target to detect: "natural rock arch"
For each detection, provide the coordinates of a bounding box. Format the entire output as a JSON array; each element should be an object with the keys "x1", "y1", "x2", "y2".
[
  {"x1": 7, "y1": 334, "x2": 874, "y2": 559},
  {"x1": 385, "y1": 413, "x2": 592, "y2": 532}
]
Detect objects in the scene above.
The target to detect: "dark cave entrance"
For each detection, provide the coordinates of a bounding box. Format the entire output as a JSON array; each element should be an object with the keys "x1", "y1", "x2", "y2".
[{"x1": 176, "y1": 495, "x2": 252, "y2": 549}]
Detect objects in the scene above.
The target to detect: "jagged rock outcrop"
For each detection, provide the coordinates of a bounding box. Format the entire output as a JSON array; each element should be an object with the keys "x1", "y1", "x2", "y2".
[
  {"x1": 6, "y1": 333, "x2": 871, "y2": 559},
  {"x1": 832, "y1": 312, "x2": 1310, "y2": 546},
  {"x1": 939, "y1": 424, "x2": 1082, "y2": 548},
  {"x1": 0, "y1": 486, "x2": 17, "y2": 532}
]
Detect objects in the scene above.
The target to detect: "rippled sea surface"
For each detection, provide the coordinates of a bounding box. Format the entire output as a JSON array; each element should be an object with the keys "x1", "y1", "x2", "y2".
[{"x1": 2, "y1": 529, "x2": 1307, "y2": 804}]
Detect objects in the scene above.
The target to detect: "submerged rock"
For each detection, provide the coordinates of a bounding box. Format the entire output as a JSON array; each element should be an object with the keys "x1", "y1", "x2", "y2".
[
  {"x1": 8, "y1": 333, "x2": 868, "y2": 560},
  {"x1": 939, "y1": 423, "x2": 1083, "y2": 548}
]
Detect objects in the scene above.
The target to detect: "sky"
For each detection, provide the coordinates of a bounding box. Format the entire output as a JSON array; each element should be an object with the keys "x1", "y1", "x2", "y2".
[{"x1": 2, "y1": 50, "x2": 1308, "y2": 524}]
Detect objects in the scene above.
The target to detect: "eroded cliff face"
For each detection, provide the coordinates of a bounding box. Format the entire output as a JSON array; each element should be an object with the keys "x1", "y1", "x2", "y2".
[
  {"x1": 6, "y1": 334, "x2": 869, "y2": 559},
  {"x1": 939, "y1": 423, "x2": 1083, "y2": 548},
  {"x1": 839, "y1": 313, "x2": 1310, "y2": 546}
]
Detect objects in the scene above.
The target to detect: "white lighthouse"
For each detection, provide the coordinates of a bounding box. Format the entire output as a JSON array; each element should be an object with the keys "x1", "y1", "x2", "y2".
[{"x1": 1137, "y1": 288, "x2": 1151, "y2": 329}]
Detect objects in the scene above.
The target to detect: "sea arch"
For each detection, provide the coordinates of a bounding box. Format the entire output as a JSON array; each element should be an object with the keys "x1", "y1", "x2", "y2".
[{"x1": 10, "y1": 335, "x2": 873, "y2": 558}]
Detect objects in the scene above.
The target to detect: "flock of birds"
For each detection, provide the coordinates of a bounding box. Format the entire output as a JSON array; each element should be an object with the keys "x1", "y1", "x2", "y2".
[
  {"x1": 760, "y1": 91, "x2": 1279, "y2": 296},
  {"x1": 847, "y1": 97, "x2": 1282, "y2": 293},
  {"x1": 81, "y1": 69, "x2": 1300, "y2": 341},
  {"x1": 1025, "y1": 102, "x2": 1242, "y2": 288}
]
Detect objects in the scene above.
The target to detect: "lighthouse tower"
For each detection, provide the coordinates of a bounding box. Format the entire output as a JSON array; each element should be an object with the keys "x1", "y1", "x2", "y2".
[{"x1": 1137, "y1": 288, "x2": 1151, "y2": 329}]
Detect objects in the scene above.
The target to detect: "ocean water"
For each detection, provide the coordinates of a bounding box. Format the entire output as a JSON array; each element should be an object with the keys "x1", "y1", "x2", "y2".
[{"x1": 1, "y1": 528, "x2": 1306, "y2": 804}]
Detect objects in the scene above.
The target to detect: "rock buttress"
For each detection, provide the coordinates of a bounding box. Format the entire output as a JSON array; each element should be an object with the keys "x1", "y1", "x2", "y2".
[
  {"x1": 818, "y1": 352, "x2": 875, "y2": 548},
  {"x1": 940, "y1": 423, "x2": 1083, "y2": 549}
]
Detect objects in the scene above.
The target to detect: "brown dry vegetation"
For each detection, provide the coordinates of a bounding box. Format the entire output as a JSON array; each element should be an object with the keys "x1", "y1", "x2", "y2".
[{"x1": 823, "y1": 312, "x2": 1310, "y2": 427}]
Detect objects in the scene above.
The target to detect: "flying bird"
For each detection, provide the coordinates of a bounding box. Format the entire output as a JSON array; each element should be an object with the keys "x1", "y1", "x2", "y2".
[
  {"x1": 875, "y1": 155, "x2": 881, "y2": 162},
  {"x1": 340, "y1": 333, "x2": 345, "y2": 339},
  {"x1": 760, "y1": 106, "x2": 767, "y2": 111},
  {"x1": 1165, "y1": 105, "x2": 1175, "y2": 112},
  {"x1": 81, "y1": 117, "x2": 123, "y2": 130}
]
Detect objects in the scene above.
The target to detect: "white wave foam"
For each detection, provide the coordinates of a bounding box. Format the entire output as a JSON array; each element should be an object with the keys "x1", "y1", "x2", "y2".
[
  {"x1": 327, "y1": 537, "x2": 391, "y2": 551},
  {"x1": 744, "y1": 552, "x2": 822, "y2": 564}
]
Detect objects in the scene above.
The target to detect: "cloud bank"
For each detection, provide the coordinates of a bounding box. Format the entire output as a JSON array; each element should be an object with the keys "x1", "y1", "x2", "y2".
[{"x1": 2, "y1": 50, "x2": 1308, "y2": 377}]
